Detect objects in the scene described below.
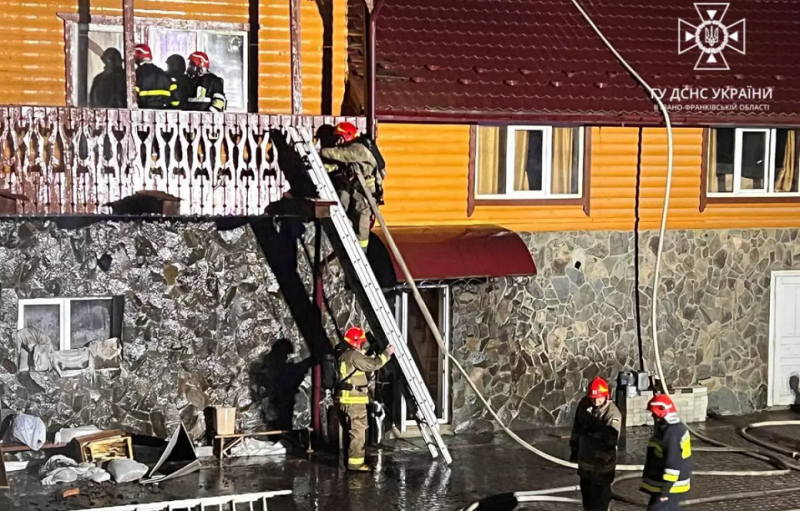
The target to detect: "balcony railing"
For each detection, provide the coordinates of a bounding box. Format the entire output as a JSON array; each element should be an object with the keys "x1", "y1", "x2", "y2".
[{"x1": 0, "y1": 107, "x2": 363, "y2": 217}]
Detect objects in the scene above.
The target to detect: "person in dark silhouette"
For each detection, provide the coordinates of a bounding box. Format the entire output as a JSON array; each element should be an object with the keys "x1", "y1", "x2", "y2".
[
  {"x1": 790, "y1": 375, "x2": 800, "y2": 411},
  {"x1": 166, "y1": 54, "x2": 190, "y2": 110},
  {"x1": 250, "y1": 339, "x2": 312, "y2": 431},
  {"x1": 89, "y1": 48, "x2": 126, "y2": 108}
]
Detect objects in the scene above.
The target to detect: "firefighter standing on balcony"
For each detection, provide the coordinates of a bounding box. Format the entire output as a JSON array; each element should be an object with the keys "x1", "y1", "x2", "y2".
[
  {"x1": 641, "y1": 394, "x2": 693, "y2": 510},
  {"x1": 134, "y1": 44, "x2": 179, "y2": 109},
  {"x1": 570, "y1": 377, "x2": 622, "y2": 511},
  {"x1": 185, "y1": 51, "x2": 226, "y2": 112},
  {"x1": 319, "y1": 122, "x2": 385, "y2": 252},
  {"x1": 336, "y1": 326, "x2": 394, "y2": 472}
]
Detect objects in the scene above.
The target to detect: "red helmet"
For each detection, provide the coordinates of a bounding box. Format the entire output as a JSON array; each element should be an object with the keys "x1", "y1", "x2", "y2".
[
  {"x1": 344, "y1": 326, "x2": 367, "y2": 348},
  {"x1": 334, "y1": 122, "x2": 359, "y2": 143},
  {"x1": 134, "y1": 44, "x2": 152, "y2": 63},
  {"x1": 188, "y1": 51, "x2": 211, "y2": 69},
  {"x1": 588, "y1": 377, "x2": 610, "y2": 399},
  {"x1": 648, "y1": 394, "x2": 677, "y2": 419}
]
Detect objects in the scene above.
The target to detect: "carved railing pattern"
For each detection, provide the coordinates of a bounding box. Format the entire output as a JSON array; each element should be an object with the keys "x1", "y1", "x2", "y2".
[{"x1": 0, "y1": 107, "x2": 364, "y2": 217}]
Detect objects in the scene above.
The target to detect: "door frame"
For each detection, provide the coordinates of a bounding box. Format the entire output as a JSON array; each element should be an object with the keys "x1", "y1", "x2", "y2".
[
  {"x1": 394, "y1": 284, "x2": 451, "y2": 430},
  {"x1": 767, "y1": 270, "x2": 800, "y2": 407}
]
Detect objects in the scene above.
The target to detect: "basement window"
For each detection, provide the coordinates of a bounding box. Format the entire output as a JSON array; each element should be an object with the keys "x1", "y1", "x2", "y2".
[
  {"x1": 707, "y1": 127, "x2": 800, "y2": 196},
  {"x1": 475, "y1": 126, "x2": 584, "y2": 200},
  {"x1": 18, "y1": 297, "x2": 120, "y2": 351}
]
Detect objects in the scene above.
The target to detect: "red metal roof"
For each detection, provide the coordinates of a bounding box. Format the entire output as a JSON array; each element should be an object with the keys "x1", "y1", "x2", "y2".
[
  {"x1": 372, "y1": 226, "x2": 537, "y2": 282},
  {"x1": 355, "y1": 0, "x2": 800, "y2": 125}
]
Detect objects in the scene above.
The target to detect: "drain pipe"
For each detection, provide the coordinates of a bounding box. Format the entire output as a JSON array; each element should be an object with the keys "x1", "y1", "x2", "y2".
[{"x1": 364, "y1": 0, "x2": 386, "y2": 139}]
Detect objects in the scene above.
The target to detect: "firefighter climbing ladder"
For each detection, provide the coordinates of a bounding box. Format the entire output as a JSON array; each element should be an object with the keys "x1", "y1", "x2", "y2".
[{"x1": 287, "y1": 126, "x2": 453, "y2": 465}]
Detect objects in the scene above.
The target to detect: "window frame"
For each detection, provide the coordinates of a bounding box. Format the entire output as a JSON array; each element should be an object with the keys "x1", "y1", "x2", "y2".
[
  {"x1": 18, "y1": 297, "x2": 114, "y2": 351},
  {"x1": 706, "y1": 127, "x2": 800, "y2": 199},
  {"x1": 58, "y1": 13, "x2": 249, "y2": 112}
]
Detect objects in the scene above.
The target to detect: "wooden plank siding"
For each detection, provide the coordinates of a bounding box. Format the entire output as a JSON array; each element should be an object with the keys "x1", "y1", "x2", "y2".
[
  {"x1": 0, "y1": 0, "x2": 347, "y2": 114},
  {"x1": 379, "y1": 124, "x2": 800, "y2": 232}
]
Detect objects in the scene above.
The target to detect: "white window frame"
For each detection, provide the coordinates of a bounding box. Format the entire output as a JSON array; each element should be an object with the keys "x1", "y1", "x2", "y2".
[
  {"x1": 18, "y1": 297, "x2": 113, "y2": 351},
  {"x1": 709, "y1": 127, "x2": 800, "y2": 198},
  {"x1": 475, "y1": 125, "x2": 584, "y2": 200},
  {"x1": 64, "y1": 18, "x2": 248, "y2": 113}
]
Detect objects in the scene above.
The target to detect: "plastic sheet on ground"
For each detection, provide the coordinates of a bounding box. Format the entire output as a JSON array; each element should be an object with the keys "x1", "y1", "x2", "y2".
[
  {"x1": 107, "y1": 459, "x2": 149, "y2": 483},
  {"x1": 3, "y1": 413, "x2": 46, "y2": 451},
  {"x1": 39, "y1": 455, "x2": 111, "y2": 485},
  {"x1": 230, "y1": 438, "x2": 287, "y2": 457}
]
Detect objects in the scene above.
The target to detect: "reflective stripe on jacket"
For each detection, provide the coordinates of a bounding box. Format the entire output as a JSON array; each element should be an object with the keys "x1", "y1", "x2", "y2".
[
  {"x1": 336, "y1": 344, "x2": 391, "y2": 405},
  {"x1": 135, "y1": 63, "x2": 177, "y2": 110},
  {"x1": 641, "y1": 421, "x2": 693, "y2": 495}
]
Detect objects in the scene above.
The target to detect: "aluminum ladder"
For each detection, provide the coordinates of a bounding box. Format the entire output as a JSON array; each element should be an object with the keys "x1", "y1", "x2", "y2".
[
  {"x1": 70, "y1": 490, "x2": 292, "y2": 511},
  {"x1": 286, "y1": 126, "x2": 452, "y2": 464}
]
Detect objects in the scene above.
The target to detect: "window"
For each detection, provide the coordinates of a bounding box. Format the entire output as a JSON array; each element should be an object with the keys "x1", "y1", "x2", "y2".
[
  {"x1": 18, "y1": 298, "x2": 116, "y2": 351},
  {"x1": 707, "y1": 128, "x2": 800, "y2": 196},
  {"x1": 61, "y1": 15, "x2": 248, "y2": 112},
  {"x1": 475, "y1": 126, "x2": 584, "y2": 199}
]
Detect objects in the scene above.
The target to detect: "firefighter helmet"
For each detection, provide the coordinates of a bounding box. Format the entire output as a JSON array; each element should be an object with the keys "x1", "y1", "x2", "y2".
[
  {"x1": 188, "y1": 51, "x2": 211, "y2": 69},
  {"x1": 588, "y1": 377, "x2": 610, "y2": 399},
  {"x1": 134, "y1": 44, "x2": 152, "y2": 63},
  {"x1": 334, "y1": 122, "x2": 359, "y2": 143},
  {"x1": 344, "y1": 326, "x2": 367, "y2": 348},
  {"x1": 648, "y1": 394, "x2": 677, "y2": 420}
]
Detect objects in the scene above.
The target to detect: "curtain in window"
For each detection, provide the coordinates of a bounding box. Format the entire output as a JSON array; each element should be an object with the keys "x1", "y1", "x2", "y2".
[
  {"x1": 514, "y1": 130, "x2": 530, "y2": 191},
  {"x1": 476, "y1": 127, "x2": 504, "y2": 194},
  {"x1": 551, "y1": 127, "x2": 574, "y2": 194},
  {"x1": 775, "y1": 130, "x2": 797, "y2": 192},
  {"x1": 707, "y1": 129, "x2": 718, "y2": 193}
]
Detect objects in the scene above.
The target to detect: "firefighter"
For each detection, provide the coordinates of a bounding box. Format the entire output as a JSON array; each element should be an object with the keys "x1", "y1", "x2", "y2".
[
  {"x1": 134, "y1": 44, "x2": 179, "y2": 109},
  {"x1": 570, "y1": 377, "x2": 622, "y2": 511},
  {"x1": 336, "y1": 326, "x2": 394, "y2": 472},
  {"x1": 185, "y1": 51, "x2": 226, "y2": 112},
  {"x1": 89, "y1": 48, "x2": 126, "y2": 108},
  {"x1": 166, "y1": 54, "x2": 191, "y2": 110},
  {"x1": 319, "y1": 122, "x2": 384, "y2": 252},
  {"x1": 641, "y1": 394, "x2": 693, "y2": 511}
]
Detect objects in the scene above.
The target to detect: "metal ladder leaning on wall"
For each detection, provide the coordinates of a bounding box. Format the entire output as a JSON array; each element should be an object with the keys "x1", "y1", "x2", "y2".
[{"x1": 286, "y1": 126, "x2": 452, "y2": 465}]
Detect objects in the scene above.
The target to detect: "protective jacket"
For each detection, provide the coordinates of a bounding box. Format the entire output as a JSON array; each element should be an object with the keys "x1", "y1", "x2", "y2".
[
  {"x1": 135, "y1": 62, "x2": 178, "y2": 109},
  {"x1": 641, "y1": 420, "x2": 693, "y2": 495},
  {"x1": 90, "y1": 48, "x2": 126, "y2": 108},
  {"x1": 320, "y1": 141, "x2": 379, "y2": 187},
  {"x1": 335, "y1": 342, "x2": 391, "y2": 405},
  {"x1": 186, "y1": 73, "x2": 226, "y2": 112},
  {"x1": 570, "y1": 397, "x2": 622, "y2": 476}
]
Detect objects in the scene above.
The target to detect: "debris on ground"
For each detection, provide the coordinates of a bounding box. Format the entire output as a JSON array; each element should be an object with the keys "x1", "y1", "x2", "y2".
[
  {"x1": 62, "y1": 488, "x2": 80, "y2": 498},
  {"x1": 3, "y1": 413, "x2": 46, "y2": 451},
  {"x1": 39, "y1": 455, "x2": 111, "y2": 485},
  {"x1": 229, "y1": 438, "x2": 287, "y2": 457},
  {"x1": 107, "y1": 459, "x2": 149, "y2": 484},
  {"x1": 74, "y1": 430, "x2": 133, "y2": 462},
  {"x1": 55, "y1": 426, "x2": 102, "y2": 445},
  {"x1": 141, "y1": 423, "x2": 200, "y2": 484}
]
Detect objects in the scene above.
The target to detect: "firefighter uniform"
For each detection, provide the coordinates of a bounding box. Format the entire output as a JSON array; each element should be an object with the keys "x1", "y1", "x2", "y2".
[
  {"x1": 336, "y1": 342, "x2": 391, "y2": 470},
  {"x1": 641, "y1": 419, "x2": 692, "y2": 510},
  {"x1": 186, "y1": 73, "x2": 227, "y2": 112},
  {"x1": 570, "y1": 395, "x2": 622, "y2": 511},
  {"x1": 135, "y1": 62, "x2": 179, "y2": 110},
  {"x1": 320, "y1": 142, "x2": 379, "y2": 251}
]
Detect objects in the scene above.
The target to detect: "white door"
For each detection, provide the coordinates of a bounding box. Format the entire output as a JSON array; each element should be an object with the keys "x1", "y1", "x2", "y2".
[{"x1": 769, "y1": 272, "x2": 800, "y2": 406}]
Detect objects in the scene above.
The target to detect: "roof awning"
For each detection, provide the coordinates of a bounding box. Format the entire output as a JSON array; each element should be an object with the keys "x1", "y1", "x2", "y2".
[{"x1": 370, "y1": 225, "x2": 537, "y2": 283}]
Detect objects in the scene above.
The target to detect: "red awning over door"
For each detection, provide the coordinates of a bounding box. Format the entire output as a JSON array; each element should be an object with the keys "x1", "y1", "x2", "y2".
[{"x1": 372, "y1": 225, "x2": 537, "y2": 282}]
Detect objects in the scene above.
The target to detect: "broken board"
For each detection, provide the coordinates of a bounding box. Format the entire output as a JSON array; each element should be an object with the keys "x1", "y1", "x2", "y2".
[{"x1": 140, "y1": 423, "x2": 200, "y2": 484}]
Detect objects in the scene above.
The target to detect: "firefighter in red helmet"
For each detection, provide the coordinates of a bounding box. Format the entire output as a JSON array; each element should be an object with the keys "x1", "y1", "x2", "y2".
[
  {"x1": 185, "y1": 51, "x2": 226, "y2": 112},
  {"x1": 641, "y1": 394, "x2": 692, "y2": 510},
  {"x1": 570, "y1": 376, "x2": 622, "y2": 511},
  {"x1": 134, "y1": 44, "x2": 179, "y2": 109},
  {"x1": 335, "y1": 326, "x2": 394, "y2": 471},
  {"x1": 318, "y1": 122, "x2": 386, "y2": 252}
]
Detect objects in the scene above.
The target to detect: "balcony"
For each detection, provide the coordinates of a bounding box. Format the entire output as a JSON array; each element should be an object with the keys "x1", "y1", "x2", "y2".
[{"x1": 0, "y1": 106, "x2": 363, "y2": 217}]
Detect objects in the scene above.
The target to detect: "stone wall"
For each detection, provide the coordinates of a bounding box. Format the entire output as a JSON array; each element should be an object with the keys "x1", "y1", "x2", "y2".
[
  {"x1": 450, "y1": 228, "x2": 800, "y2": 432},
  {"x1": 0, "y1": 221, "x2": 316, "y2": 439}
]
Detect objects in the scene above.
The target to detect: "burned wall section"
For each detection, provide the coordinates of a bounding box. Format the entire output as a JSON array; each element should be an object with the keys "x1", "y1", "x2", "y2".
[
  {"x1": 449, "y1": 229, "x2": 800, "y2": 433},
  {"x1": 0, "y1": 220, "x2": 334, "y2": 440}
]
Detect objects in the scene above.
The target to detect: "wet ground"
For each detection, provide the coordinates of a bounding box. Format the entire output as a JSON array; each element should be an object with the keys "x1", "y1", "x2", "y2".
[{"x1": 2, "y1": 410, "x2": 800, "y2": 511}]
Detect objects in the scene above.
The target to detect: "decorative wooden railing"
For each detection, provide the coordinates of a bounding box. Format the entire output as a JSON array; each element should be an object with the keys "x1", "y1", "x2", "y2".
[{"x1": 0, "y1": 107, "x2": 363, "y2": 217}]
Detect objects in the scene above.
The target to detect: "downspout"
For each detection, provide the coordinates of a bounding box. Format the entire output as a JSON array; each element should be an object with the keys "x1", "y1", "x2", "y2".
[{"x1": 364, "y1": 0, "x2": 385, "y2": 139}]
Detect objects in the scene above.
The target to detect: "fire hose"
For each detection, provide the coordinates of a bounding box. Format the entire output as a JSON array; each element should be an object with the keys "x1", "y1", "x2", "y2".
[{"x1": 340, "y1": 0, "x2": 800, "y2": 507}]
